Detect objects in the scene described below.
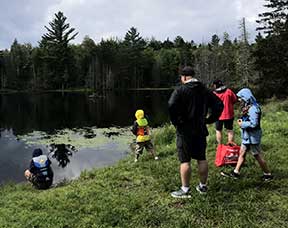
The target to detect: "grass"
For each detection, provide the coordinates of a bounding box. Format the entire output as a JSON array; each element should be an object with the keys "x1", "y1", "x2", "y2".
[{"x1": 1, "y1": 100, "x2": 288, "y2": 228}]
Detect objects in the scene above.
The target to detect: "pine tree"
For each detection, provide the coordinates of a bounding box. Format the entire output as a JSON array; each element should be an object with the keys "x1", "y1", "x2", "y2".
[
  {"x1": 256, "y1": 0, "x2": 288, "y2": 35},
  {"x1": 254, "y1": 0, "x2": 288, "y2": 97},
  {"x1": 0, "y1": 50, "x2": 4, "y2": 89},
  {"x1": 39, "y1": 11, "x2": 78, "y2": 89},
  {"x1": 123, "y1": 27, "x2": 146, "y2": 88}
]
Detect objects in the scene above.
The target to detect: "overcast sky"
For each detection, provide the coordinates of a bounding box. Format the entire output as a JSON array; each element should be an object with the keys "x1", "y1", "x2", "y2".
[{"x1": 0, "y1": 0, "x2": 267, "y2": 50}]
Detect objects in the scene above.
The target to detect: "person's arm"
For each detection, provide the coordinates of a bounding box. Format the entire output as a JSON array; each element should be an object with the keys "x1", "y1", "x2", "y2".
[
  {"x1": 205, "y1": 91, "x2": 224, "y2": 124},
  {"x1": 168, "y1": 89, "x2": 183, "y2": 126},
  {"x1": 29, "y1": 160, "x2": 36, "y2": 174},
  {"x1": 131, "y1": 121, "x2": 138, "y2": 135},
  {"x1": 240, "y1": 106, "x2": 260, "y2": 129}
]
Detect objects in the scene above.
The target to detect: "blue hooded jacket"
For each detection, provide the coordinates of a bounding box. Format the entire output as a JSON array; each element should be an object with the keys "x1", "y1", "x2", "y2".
[{"x1": 237, "y1": 88, "x2": 262, "y2": 145}]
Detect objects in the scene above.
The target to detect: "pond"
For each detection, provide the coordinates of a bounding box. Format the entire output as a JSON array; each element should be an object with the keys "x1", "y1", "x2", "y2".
[{"x1": 0, "y1": 90, "x2": 172, "y2": 185}]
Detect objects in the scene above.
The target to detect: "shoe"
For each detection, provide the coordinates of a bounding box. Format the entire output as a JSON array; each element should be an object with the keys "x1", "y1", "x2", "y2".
[
  {"x1": 171, "y1": 188, "x2": 191, "y2": 198},
  {"x1": 134, "y1": 154, "x2": 139, "y2": 162},
  {"x1": 262, "y1": 174, "x2": 273, "y2": 182},
  {"x1": 154, "y1": 156, "x2": 159, "y2": 160},
  {"x1": 196, "y1": 184, "x2": 208, "y2": 194},
  {"x1": 221, "y1": 171, "x2": 240, "y2": 179}
]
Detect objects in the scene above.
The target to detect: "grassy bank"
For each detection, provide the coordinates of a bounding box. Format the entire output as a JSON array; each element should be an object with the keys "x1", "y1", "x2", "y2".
[{"x1": 1, "y1": 100, "x2": 288, "y2": 228}]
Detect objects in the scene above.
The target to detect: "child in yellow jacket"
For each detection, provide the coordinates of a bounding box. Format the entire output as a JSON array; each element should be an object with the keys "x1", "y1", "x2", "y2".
[{"x1": 131, "y1": 109, "x2": 158, "y2": 162}]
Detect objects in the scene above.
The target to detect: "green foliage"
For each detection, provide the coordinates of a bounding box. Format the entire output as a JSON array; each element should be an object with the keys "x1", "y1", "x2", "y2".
[
  {"x1": 254, "y1": 1, "x2": 288, "y2": 98},
  {"x1": 1, "y1": 101, "x2": 288, "y2": 227},
  {"x1": 39, "y1": 11, "x2": 78, "y2": 89},
  {"x1": 153, "y1": 123, "x2": 176, "y2": 146},
  {"x1": 211, "y1": 34, "x2": 220, "y2": 47},
  {"x1": 5, "y1": 40, "x2": 34, "y2": 89},
  {"x1": 0, "y1": 9, "x2": 287, "y2": 98},
  {"x1": 257, "y1": 0, "x2": 288, "y2": 35},
  {"x1": 155, "y1": 48, "x2": 180, "y2": 87},
  {"x1": 254, "y1": 33, "x2": 288, "y2": 98}
]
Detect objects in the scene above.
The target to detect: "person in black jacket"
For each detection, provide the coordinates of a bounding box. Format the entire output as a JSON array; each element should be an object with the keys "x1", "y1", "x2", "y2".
[
  {"x1": 169, "y1": 66, "x2": 223, "y2": 198},
  {"x1": 24, "y1": 148, "x2": 54, "y2": 189}
]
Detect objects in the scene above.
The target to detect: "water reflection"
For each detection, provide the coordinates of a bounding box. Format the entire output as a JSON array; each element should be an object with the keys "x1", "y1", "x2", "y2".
[
  {"x1": 0, "y1": 128, "x2": 129, "y2": 185},
  {"x1": 0, "y1": 90, "x2": 172, "y2": 185},
  {"x1": 49, "y1": 144, "x2": 76, "y2": 168},
  {"x1": 0, "y1": 90, "x2": 171, "y2": 136},
  {"x1": 0, "y1": 129, "x2": 46, "y2": 185}
]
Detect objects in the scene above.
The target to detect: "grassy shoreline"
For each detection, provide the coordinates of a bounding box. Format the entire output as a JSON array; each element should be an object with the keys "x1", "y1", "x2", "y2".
[{"x1": 1, "y1": 100, "x2": 288, "y2": 227}]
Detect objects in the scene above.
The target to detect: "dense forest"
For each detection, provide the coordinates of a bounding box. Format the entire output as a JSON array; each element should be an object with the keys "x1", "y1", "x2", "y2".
[{"x1": 0, "y1": 0, "x2": 287, "y2": 98}]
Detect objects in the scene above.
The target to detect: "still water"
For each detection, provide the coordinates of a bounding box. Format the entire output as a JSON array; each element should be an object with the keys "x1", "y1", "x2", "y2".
[{"x1": 0, "y1": 90, "x2": 172, "y2": 185}]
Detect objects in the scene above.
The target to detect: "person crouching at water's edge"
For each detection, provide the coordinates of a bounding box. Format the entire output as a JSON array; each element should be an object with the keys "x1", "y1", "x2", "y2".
[{"x1": 24, "y1": 148, "x2": 54, "y2": 189}]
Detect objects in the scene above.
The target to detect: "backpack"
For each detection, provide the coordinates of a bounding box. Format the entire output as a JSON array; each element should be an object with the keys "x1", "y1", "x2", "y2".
[{"x1": 215, "y1": 143, "x2": 240, "y2": 167}]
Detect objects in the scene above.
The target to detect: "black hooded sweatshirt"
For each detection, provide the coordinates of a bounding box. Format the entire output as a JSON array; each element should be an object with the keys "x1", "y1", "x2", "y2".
[{"x1": 168, "y1": 80, "x2": 223, "y2": 136}]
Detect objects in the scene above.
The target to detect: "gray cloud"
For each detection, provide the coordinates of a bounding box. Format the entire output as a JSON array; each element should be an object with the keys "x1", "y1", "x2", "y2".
[{"x1": 0, "y1": 0, "x2": 266, "y2": 49}]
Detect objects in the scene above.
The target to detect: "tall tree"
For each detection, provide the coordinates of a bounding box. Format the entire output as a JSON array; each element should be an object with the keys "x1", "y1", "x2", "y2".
[
  {"x1": 239, "y1": 18, "x2": 249, "y2": 44},
  {"x1": 257, "y1": 0, "x2": 288, "y2": 35},
  {"x1": 211, "y1": 34, "x2": 220, "y2": 47},
  {"x1": 174, "y1": 36, "x2": 185, "y2": 48},
  {"x1": 148, "y1": 37, "x2": 162, "y2": 50},
  {"x1": 39, "y1": 11, "x2": 78, "y2": 89},
  {"x1": 8, "y1": 40, "x2": 33, "y2": 89},
  {"x1": 78, "y1": 36, "x2": 97, "y2": 89},
  {"x1": 123, "y1": 27, "x2": 146, "y2": 88},
  {"x1": 254, "y1": 0, "x2": 288, "y2": 97},
  {"x1": 0, "y1": 50, "x2": 4, "y2": 89},
  {"x1": 162, "y1": 38, "x2": 174, "y2": 49},
  {"x1": 234, "y1": 18, "x2": 257, "y2": 87}
]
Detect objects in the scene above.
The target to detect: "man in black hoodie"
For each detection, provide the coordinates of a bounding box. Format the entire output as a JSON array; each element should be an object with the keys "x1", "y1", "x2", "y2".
[{"x1": 169, "y1": 66, "x2": 223, "y2": 198}]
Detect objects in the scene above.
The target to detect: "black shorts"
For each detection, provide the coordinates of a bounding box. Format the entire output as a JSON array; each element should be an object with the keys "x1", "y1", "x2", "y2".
[
  {"x1": 215, "y1": 118, "x2": 234, "y2": 131},
  {"x1": 176, "y1": 134, "x2": 207, "y2": 163}
]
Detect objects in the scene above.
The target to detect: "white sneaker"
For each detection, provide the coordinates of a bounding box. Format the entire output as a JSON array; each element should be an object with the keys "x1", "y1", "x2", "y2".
[
  {"x1": 134, "y1": 158, "x2": 138, "y2": 162},
  {"x1": 171, "y1": 188, "x2": 191, "y2": 198},
  {"x1": 154, "y1": 156, "x2": 159, "y2": 160}
]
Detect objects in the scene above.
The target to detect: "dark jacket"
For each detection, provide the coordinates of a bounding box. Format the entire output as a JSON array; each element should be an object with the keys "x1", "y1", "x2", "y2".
[
  {"x1": 29, "y1": 154, "x2": 54, "y2": 189},
  {"x1": 168, "y1": 80, "x2": 223, "y2": 136}
]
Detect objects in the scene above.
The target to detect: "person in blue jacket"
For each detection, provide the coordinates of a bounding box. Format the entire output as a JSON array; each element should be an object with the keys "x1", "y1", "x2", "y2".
[
  {"x1": 24, "y1": 148, "x2": 54, "y2": 189},
  {"x1": 221, "y1": 88, "x2": 273, "y2": 181}
]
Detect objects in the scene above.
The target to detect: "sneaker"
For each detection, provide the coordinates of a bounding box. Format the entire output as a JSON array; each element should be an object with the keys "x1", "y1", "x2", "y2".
[
  {"x1": 196, "y1": 184, "x2": 208, "y2": 194},
  {"x1": 261, "y1": 174, "x2": 273, "y2": 182},
  {"x1": 134, "y1": 158, "x2": 138, "y2": 162},
  {"x1": 154, "y1": 156, "x2": 159, "y2": 160},
  {"x1": 171, "y1": 188, "x2": 191, "y2": 198},
  {"x1": 221, "y1": 171, "x2": 240, "y2": 179}
]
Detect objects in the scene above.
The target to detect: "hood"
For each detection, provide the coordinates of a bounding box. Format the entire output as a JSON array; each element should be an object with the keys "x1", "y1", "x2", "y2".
[
  {"x1": 32, "y1": 148, "x2": 43, "y2": 157},
  {"x1": 184, "y1": 79, "x2": 202, "y2": 89},
  {"x1": 215, "y1": 85, "x2": 227, "y2": 93},
  {"x1": 237, "y1": 88, "x2": 258, "y2": 105},
  {"x1": 135, "y1": 109, "x2": 144, "y2": 120}
]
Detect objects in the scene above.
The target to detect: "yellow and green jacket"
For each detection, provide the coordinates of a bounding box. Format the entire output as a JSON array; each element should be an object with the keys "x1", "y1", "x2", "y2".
[{"x1": 132, "y1": 117, "x2": 151, "y2": 142}]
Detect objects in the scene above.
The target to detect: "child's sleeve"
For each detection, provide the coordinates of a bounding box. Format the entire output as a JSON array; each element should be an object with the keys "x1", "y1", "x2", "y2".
[{"x1": 241, "y1": 106, "x2": 260, "y2": 129}]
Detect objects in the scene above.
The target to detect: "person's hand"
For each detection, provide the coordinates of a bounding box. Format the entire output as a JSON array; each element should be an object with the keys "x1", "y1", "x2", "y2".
[{"x1": 237, "y1": 119, "x2": 242, "y2": 127}]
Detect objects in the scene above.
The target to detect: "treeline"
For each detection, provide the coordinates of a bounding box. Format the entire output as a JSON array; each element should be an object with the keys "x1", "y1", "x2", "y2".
[{"x1": 0, "y1": 0, "x2": 287, "y2": 98}]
